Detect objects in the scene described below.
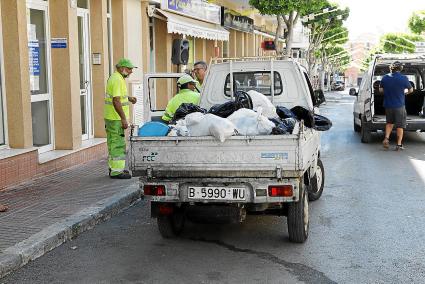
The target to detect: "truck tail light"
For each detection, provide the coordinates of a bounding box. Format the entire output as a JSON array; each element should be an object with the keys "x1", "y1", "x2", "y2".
[
  {"x1": 144, "y1": 184, "x2": 166, "y2": 196},
  {"x1": 268, "y1": 185, "x2": 293, "y2": 197}
]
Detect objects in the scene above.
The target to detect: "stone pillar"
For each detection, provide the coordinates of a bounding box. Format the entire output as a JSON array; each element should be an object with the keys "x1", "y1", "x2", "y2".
[
  {"x1": 236, "y1": 31, "x2": 244, "y2": 57},
  {"x1": 141, "y1": 0, "x2": 150, "y2": 73},
  {"x1": 0, "y1": 0, "x2": 32, "y2": 148},
  {"x1": 229, "y1": 30, "x2": 237, "y2": 58},
  {"x1": 49, "y1": 1, "x2": 81, "y2": 149},
  {"x1": 195, "y1": 38, "x2": 205, "y2": 63},
  {"x1": 112, "y1": 0, "x2": 127, "y2": 64},
  {"x1": 90, "y1": 0, "x2": 108, "y2": 138}
]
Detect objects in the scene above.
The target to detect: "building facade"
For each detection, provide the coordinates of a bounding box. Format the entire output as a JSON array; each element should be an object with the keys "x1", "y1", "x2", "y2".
[{"x1": 0, "y1": 0, "x2": 288, "y2": 189}]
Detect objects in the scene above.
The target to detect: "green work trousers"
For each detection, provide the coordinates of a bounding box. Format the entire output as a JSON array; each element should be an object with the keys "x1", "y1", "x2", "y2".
[{"x1": 105, "y1": 119, "x2": 126, "y2": 176}]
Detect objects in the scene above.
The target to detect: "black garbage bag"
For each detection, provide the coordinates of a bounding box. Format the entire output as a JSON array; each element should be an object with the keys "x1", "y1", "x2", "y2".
[
  {"x1": 208, "y1": 90, "x2": 253, "y2": 118},
  {"x1": 313, "y1": 114, "x2": 332, "y2": 131},
  {"x1": 270, "y1": 117, "x2": 297, "y2": 135},
  {"x1": 171, "y1": 103, "x2": 207, "y2": 123},
  {"x1": 290, "y1": 106, "x2": 315, "y2": 128},
  {"x1": 276, "y1": 106, "x2": 296, "y2": 119}
]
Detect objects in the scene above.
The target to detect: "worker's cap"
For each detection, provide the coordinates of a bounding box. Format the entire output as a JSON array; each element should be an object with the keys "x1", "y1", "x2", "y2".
[
  {"x1": 390, "y1": 61, "x2": 403, "y2": 70},
  {"x1": 116, "y1": 58, "x2": 137, "y2": 69},
  {"x1": 177, "y1": 74, "x2": 197, "y2": 86}
]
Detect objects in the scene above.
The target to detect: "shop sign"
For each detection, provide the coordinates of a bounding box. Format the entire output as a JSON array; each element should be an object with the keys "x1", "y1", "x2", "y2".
[
  {"x1": 221, "y1": 8, "x2": 254, "y2": 33},
  {"x1": 51, "y1": 38, "x2": 67, "y2": 48},
  {"x1": 28, "y1": 40, "x2": 40, "y2": 91},
  {"x1": 161, "y1": 0, "x2": 221, "y2": 24}
]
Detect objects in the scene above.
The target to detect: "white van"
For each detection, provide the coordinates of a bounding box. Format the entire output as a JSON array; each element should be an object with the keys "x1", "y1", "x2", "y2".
[{"x1": 349, "y1": 54, "x2": 425, "y2": 142}]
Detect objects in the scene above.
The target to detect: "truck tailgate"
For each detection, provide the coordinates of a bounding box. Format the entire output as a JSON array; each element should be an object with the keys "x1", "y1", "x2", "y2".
[{"x1": 129, "y1": 133, "x2": 317, "y2": 179}]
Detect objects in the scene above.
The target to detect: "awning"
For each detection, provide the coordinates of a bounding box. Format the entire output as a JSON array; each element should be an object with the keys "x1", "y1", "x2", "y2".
[{"x1": 155, "y1": 9, "x2": 229, "y2": 41}]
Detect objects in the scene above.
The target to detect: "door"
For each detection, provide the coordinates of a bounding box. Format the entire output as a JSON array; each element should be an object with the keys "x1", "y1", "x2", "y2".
[
  {"x1": 27, "y1": 1, "x2": 54, "y2": 153},
  {"x1": 77, "y1": 8, "x2": 93, "y2": 140}
]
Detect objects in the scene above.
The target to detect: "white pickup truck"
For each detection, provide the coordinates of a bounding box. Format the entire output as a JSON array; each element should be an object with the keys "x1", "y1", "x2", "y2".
[{"x1": 129, "y1": 58, "x2": 326, "y2": 243}]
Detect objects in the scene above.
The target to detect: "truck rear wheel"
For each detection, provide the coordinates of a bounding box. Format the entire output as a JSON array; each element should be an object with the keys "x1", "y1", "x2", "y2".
[
  {"x1": 287, "y1": 182, "x2": 309, "y2": 243},
  {"x1": 157, "y1": 211, "x2": 185, "y2": 238},
  {"x1": 308, "y1": 159, "x2": 324, "y2": 201}
]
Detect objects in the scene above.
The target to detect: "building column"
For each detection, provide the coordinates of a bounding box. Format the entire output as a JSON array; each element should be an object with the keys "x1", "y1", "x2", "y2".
[
  {"x1": 236, "y1": 31, "x2": 244, "y2": 57},
  {"x1": 141, "y1": 0, "x2": 150, "y2": 73},
  {"x1": 0, "y1": 0, "x2": 32, "y2": 148},
  {"x1": 229, "y1": 30, "x2": 237, "y2": 58},
  {"x1": 90, "y1": 0, "x2": 108, "y2": 138},
  {"x1": 195, "y1": 38, "x2": 206, "y2": 62},
  {"x1": 112, "y1": 0, "x2": 127, "y2": 63},
  {"x1": 49, "y1": 1, "x2": 81, "y2": 149}
]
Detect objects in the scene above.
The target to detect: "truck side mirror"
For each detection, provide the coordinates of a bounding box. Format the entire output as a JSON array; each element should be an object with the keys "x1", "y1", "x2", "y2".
[
  {"x1": 313, "y1": 89, "x2": 326, "y2": 106},
  {"x1": 349, "y1": 88, "x2": 358, "y2": 96}
]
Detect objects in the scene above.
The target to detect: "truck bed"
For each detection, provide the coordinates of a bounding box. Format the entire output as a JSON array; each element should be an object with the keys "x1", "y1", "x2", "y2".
[{"x1": 129, "y1": 128, "x2": 319, "y2": 179}]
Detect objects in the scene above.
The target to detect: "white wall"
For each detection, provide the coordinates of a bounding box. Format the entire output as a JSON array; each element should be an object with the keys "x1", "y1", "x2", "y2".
[{"x1": 126, "y1": 0, "x2": 143, "y2": 82}]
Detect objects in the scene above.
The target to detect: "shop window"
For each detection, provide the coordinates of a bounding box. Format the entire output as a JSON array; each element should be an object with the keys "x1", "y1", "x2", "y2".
[
  {"x1": 224, "y1": 71, "x2": 283, "y2": 97},
  {"x1": 77, "y1": 0, "x2": 88, "y2": 9}
]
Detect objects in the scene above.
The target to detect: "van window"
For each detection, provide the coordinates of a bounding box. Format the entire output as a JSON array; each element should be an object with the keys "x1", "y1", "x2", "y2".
[{"x1": 224, "y1": 71, "x2": 283, "y2": 97}]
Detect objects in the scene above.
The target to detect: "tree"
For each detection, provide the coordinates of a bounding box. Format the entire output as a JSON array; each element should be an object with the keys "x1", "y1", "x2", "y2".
[
  {"x1": 408, "y1": 10, "x2": 425, "y2": 35},
  {"x1": 302, "y1": 1, "x2": 349, "y2": 73},
  {"x1": 249, "y1": 0, "x2": 326, "y2": 58},
  {"x1": 380, "y1": 33, "x2": 424, "y2": 53}
]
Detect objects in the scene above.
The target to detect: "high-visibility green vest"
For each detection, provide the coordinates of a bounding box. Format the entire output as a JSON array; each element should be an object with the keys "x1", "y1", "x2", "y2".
[
  {"x1": 162, "y1": 89, "x2": 200, "y2": 121},
  {"x1": 104, "y1": 71, "x2": 129, "y2": 120}
]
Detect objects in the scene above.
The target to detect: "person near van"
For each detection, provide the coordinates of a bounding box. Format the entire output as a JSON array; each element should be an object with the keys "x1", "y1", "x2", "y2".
[
  {"x1": 192, "y1": 61, "x2": 208, "y2": 92},
  {"x1": 379, "y1": 61, "x2": 413, "y2": 150},
  {"x1": 104, "y1": 58, "x2": 138, "y2": 179},
  {"x1": 162, "y1": 74, "x2": 200, "y2": 122}
]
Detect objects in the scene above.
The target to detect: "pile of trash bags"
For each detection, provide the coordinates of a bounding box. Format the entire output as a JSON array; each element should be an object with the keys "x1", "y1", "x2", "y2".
[{"x1": 139, "y1": 90, "x2": 332, "y2": 142}]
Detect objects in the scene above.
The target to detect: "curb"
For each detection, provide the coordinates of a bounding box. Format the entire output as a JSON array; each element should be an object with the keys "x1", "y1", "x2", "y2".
[{"x1": 0, "y1": 185, "x2": 142, "y2": 279}]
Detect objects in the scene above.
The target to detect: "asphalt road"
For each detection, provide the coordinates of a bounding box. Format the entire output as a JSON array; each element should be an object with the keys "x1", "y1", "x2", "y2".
[{"x1": 3, "y1": 91, "x2": 425, "y2": 284}]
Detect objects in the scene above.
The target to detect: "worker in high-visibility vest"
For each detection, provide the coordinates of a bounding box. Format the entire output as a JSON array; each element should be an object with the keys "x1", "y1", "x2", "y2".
[
  {"x1": 104, "y1": 58, "x2": 137, "y2": 179},
  {"x1": 162, "y1": 74, "x2": 200, "y2": 122}
]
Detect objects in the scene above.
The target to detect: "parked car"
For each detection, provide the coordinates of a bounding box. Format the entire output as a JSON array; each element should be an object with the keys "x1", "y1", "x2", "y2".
[
  {"x1": 349, "y1": 54, "x2": 425, "y2": 143},
  {"x1": 331, "y1": 80, "x2": 345, "y2": 91}
]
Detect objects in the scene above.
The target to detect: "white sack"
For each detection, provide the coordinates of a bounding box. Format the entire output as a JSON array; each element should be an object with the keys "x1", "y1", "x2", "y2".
[
  {"x1": 168, "y1": 119, "x2": 189, "y2": 136},
  {"x1": 186, "y1": 113, "x2": 236, "y2": 142},
  {"x1": 247, "y1": 90, "x2": 278, "y2": 119},
  {"x1": 227, "y1": 108, "x2": 274, "y2": 136}
]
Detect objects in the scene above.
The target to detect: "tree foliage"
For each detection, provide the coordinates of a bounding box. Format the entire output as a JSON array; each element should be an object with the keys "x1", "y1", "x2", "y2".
[
  {"x1": 380, "y1": 33, "x2": 424, "y2": 53},
  {"x1": 249, "y1": 0, "x2": 327, "y2": 58},
  {"x1": 408, "y1": 10, "x2": 425, "y2": 35}
]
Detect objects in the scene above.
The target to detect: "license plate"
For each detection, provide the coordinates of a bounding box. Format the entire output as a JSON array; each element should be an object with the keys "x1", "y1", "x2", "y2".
[{"x1": 188, "y1": 186, "x2": 246, "y2": 201}]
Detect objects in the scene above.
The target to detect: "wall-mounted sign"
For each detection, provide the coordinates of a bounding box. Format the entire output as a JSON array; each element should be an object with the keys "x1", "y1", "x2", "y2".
[
  {"x1": 161, "y1": 0, "x2": 221, "y2": 24},
  {"x1": 51, "y1": 38, "x2": 67, "y2": 48},
  {"x1": 221, "y1": 8, "x2": 254, "y2": 33},
  {"x1": 92, "y1": 53, "x2": 102, "y2": 65},
  {"x1": 28, "y1": 40, "x2": 40, "y2": 91}
]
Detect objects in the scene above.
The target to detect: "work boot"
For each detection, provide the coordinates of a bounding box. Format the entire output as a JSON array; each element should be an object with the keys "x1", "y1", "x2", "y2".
[
  {"x1": 110, "y1": 172, "x2": 132, "y2": 179},
  {"x1": 109, "y1": 168, "x2": 129, "y2": 176}
]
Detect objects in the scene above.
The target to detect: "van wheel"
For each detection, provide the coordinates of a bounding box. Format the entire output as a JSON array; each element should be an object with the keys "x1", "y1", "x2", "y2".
[
  {"x1": 361, "y1": 117, "x2": 372, "y2": 143},
  {"x1": 308, "y1": 159, "x2": 324, "y2": 201},
  {"x1": 157, "y1": 211, "x2": 185, "y2": 238},
  {"x1": 354, "y1": 118, "x2": 361, "y2": 132},
  {"x1": 287, "y1": 182, "x2": 309, "y2": 243}
]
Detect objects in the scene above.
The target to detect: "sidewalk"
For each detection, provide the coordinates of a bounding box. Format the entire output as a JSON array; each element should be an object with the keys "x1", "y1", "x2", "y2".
[{"x1": 0, "y1": 158, "x2": 141, "y2": 278}]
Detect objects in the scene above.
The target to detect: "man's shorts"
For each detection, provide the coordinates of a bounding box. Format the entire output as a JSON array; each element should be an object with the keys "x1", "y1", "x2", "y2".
[{"x1": 385, "y1": 107, "x2": 406, "y2": 128}]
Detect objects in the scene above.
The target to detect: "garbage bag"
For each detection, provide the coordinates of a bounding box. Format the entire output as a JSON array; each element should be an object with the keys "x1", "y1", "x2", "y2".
[
  {"x1": 227, "y1": 108, "x2": 274, "y2": 136},
  {"x1": 186, "y1": 113, "x2": 236, "y2": 142},
  {"x1": 276, "y1": 106, "x2": 296, "y2": 119},
  {"x1": 208, "y1": 91, "x2": 253, "y2": 118},
  {"x1": 270, "y1": 117, "x2": 297, "y2": 135},
  {"x1": 290, "y1": 106, "x2": 315, "y2": 128},
  {"x1": 168, "y1": 119, "x2": 189, "y2": 137},
  {"x1": 313, "y1": 114, "x2": 332, "y2": 131},
  {"x1": 247, "y1": 90, "x2": 278, "y2": 119},
  {"x1": 172, "y1": 103, "x2": 207, "y2": 123}
]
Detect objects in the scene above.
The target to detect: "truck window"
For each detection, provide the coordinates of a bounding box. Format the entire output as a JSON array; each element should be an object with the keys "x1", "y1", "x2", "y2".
[
  {"x1": 147, "y1": 77, "x2": 178, "y2": 111},
  {"x1": 224, "y1": 71, "x2": 283, "y2": 97}
]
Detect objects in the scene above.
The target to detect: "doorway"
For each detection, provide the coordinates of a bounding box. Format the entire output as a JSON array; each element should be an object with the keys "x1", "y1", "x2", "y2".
[
  {"x1": 27, "y1": 0, "x2": 54, "y2": 153},
  {"x1": 77, "y1": 8, "x2": 93, "y2": 140}
]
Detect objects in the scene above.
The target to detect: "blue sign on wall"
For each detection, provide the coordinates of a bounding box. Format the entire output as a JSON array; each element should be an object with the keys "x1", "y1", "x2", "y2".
[
  {"x1": 51, "y1": 38, "x2": 67, "y2": 49},
  {"x1": 28, "y1": 41, "x2": 40, "y2": 76}
]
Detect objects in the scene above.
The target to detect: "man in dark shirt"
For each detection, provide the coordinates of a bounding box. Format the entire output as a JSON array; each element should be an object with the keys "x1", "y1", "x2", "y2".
[{"x1": 379, "y1": 61, "x2": 413, "y2": 150}]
